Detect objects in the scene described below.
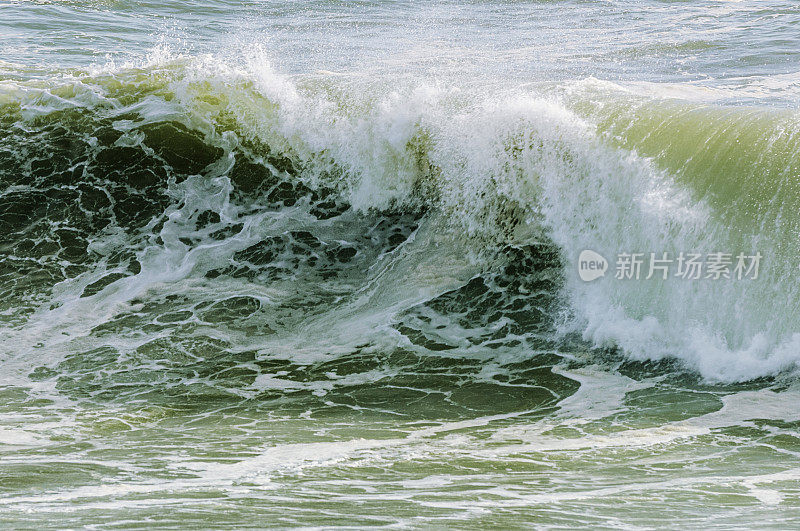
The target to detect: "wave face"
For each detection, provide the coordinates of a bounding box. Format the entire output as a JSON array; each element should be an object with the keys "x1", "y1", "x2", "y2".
[{"x1": 3, "y1": 1, "x2": 800, "y2": 527}]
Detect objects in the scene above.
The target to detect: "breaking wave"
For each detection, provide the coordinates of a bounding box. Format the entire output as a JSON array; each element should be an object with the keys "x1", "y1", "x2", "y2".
[{"x1": 2, "y1": 49, "x2": 800, "y2": 383}]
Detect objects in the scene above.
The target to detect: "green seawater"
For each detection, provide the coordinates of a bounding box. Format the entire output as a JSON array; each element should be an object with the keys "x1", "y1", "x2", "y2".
[{"x1": 2, "y1": 1, "x2": 800, "y2": 528}]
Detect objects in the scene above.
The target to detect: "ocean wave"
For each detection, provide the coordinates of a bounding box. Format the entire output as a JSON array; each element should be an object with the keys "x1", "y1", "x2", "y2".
[{"x1": 1, "y1": 51, "x2": 800, "y2": 382}]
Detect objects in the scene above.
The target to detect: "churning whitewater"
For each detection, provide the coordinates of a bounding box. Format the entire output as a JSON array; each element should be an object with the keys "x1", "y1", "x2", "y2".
[{"x1": 2, "y1": 0, "x2": 800, "y2": 527}]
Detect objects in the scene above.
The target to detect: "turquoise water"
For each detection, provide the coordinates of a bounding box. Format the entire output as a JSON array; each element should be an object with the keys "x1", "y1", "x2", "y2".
[{"x1": 2, "y1": 1, "x2": 800, "y2": 528}]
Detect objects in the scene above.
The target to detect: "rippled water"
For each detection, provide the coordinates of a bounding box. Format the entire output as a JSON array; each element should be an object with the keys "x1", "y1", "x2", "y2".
[{"x1": 2, "y1": 1, "x2": 800, "y2": 528}]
